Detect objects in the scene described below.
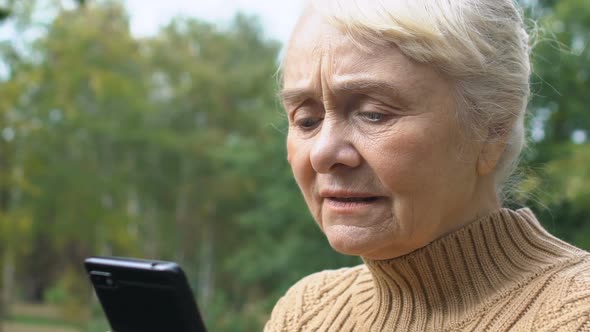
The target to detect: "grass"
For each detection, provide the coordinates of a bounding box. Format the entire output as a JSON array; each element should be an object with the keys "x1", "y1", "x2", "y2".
[
  {"x1": 1, "y1": 303, "x2": 111, "y2": 332},
  {"x1": 2, "y1": 314, "x2": 81, "y2": 332},
  {"x1": 2, "y1": 322, "x2": 79, "y2": 332},
  {"x1": 7, "y1": 314, "x2": 80, "y2": 328}
]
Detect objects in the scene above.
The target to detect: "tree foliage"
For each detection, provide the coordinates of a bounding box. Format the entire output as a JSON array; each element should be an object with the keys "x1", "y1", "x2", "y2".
[
  {"x1": 516, "y1": 0, "x2": 590, "y2": 248},
  {"x1": 0, "y1": 1, "x2": 587, "y2": 331}
]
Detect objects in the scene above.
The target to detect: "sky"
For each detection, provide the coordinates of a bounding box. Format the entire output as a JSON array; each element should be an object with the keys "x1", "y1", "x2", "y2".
[{"x1": 124, "y1": 0, "x2": 306, "y2": 45}]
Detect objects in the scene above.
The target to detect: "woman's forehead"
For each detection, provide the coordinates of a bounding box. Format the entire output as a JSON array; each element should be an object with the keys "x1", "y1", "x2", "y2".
[
  {"x1": 282, "y1": 32, "x2": 446, "y2": 107},
  {"x1": 282, "y1": 7, "x2": 445, "y2": 93}
]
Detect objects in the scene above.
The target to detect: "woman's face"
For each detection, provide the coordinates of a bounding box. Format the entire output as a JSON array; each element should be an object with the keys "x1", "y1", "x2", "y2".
[{"x1": 282, "y1": 10, "x2": 499, "y2": 260}]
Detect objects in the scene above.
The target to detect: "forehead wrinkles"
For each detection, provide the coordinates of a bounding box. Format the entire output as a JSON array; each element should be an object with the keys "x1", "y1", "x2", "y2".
[
  {"x1": 320, "y1": 33, "x2": 395, "y2": 108},
  {"x1": 319, "y1": 32, "x2": 339, "y2": 109},
  {"x1": 283, "y1": 27, "x2": 326, "y2": 91},
  {"x1": 284, "y1": 11, "x2": 432, "y2": 106}
]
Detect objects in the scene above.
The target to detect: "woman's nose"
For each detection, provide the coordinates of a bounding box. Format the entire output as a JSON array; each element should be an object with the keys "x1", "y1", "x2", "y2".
[{"x1": 309, "y1": 120, "x2": 362, "y2": 173}]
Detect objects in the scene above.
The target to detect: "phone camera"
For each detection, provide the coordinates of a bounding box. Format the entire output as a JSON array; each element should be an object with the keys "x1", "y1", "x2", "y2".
[{"x1": 90, "y1": 271, "x2": 117, "y2": 289}]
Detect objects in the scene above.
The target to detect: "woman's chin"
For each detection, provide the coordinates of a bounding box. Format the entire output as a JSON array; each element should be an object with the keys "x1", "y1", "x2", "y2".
[
  {"x1": 324, "y1": 224, "x2": 422, "y2": 260},
  {"x1": 324, "y1": 224, "x2": 385, "y2": 257}
]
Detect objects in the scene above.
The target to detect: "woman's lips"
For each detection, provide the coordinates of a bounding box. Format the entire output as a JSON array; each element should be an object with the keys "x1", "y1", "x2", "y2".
[
  {"x1": 328, "y1": 197, "x2": 380, "y2": 203},
  {"x1": 324, "y1": 196, "x2": 383, "y2": 213}
]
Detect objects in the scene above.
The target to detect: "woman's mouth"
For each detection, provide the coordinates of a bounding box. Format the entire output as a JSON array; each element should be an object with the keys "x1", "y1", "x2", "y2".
[
  {"x1": 319, "y1": 189, "x2": 385, "y2": 213},
  {"x1": 324, "y1": 196, "x2": 383, "y2": 213},
  {"x1": 328, "y1": 197, "x2": 380, "y2": 203}
]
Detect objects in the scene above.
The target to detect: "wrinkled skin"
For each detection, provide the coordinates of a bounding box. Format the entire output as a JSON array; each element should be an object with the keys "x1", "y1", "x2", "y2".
[{"x1": 282, "y1": 8, "x2": 504, "y2": 260}]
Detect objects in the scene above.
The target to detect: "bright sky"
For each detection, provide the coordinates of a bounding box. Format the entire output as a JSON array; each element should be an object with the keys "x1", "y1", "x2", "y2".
[{"x1": 124, "y1": 0, "x2": 306, "y2": 45}]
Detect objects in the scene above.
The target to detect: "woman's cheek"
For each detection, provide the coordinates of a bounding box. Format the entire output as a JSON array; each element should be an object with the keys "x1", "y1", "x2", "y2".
[
  {"x1": 371, "y1": 133, "x2": 435, "y2": 192},
  {"x1": 287, "y1": 138, "x2": 317, "y2": 202},
  {"x1": 286, "y1": 133, "x2": 298, "y2": 165}
]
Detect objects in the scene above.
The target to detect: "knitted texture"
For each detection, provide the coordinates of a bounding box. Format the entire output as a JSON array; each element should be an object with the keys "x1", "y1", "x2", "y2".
[{"x1": 265, "y1": 208, "x2": 590, "y2": 331}]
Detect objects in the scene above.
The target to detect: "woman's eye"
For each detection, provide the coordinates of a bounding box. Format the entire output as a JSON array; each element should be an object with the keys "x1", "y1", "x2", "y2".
[
  {"x1": 295, "y1": 117, "x2": 322, "y2": 130},
  {"x1": 359, "y1": 112, "x2": 387, "y2": 123}
]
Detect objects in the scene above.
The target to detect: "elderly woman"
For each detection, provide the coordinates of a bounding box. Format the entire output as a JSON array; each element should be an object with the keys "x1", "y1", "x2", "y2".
[{"x1": 265, "y1": 0, "x2": 590, "y2": 331}]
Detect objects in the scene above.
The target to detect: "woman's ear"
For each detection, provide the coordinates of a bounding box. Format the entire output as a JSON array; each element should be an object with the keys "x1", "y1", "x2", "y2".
[{"x1": 477, "y1": 132, "x2": 508, "y2": 176}]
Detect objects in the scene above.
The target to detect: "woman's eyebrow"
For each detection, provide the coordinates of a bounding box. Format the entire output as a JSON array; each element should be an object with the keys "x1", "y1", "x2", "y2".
[
  {"x1": 279, "y1": 87, "x2": 315, "y2": 105},
  {"x1": 280, "y1": 79, "x2": 407, "y2": 105},
  {"x1": 332, "y1": 79, "x2": 404, "y2": 98}
]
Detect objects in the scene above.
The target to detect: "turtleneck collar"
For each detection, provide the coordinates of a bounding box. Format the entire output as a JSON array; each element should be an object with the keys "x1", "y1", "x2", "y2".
[{"x1": 355, "y1": 208, "x2": 587, "y2": 331}]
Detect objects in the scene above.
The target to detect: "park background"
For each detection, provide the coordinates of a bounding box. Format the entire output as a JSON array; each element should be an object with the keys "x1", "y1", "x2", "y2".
[{"x1": 0, "y1": 0, "x2": 588, "y2": 331}]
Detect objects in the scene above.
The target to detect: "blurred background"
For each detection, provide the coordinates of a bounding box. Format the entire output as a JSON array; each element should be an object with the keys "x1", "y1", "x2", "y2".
[{"x1": 0, "y1": 0, "x2": 588, "y2": 331}]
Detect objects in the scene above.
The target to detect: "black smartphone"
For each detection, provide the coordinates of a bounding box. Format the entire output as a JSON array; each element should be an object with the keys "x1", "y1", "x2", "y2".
[{"x1": 84, "y1": 256, "x2": 207, "y2": 332}]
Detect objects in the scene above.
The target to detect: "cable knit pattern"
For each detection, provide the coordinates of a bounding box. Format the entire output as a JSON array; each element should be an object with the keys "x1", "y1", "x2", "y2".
[{"x1": 265, "y1": 208, "x2": 590, "y2": 331}]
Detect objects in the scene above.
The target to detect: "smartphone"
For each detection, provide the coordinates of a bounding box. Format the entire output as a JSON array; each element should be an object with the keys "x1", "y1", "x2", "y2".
[{"x1": 84, "y1": 256, "x2": 207, "y2": 332}]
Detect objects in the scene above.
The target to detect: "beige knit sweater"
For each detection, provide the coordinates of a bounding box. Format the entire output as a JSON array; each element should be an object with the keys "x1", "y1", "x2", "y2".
[{"x1": 265, "y1": 208, "x2": 590, "y2": 331}]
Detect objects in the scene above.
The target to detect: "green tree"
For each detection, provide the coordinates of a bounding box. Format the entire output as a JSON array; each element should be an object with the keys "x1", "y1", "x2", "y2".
[
  {"x1": 519, "y1": 0, "x2": 590, "y2": 250},
  {"x1": 0, "y1": 1, "x2": 587, "y2": 331}
]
